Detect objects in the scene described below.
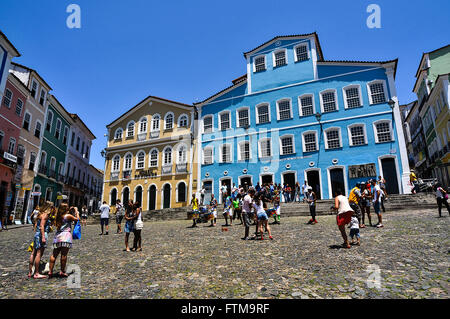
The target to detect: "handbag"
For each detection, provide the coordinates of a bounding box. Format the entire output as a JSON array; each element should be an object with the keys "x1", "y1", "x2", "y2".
[
  {"x1": 135, "y1": 219, "x2": 144, "y2": 230},
  {"x1": 72, "y1": 221, "x2": 81, "y2": 240}
]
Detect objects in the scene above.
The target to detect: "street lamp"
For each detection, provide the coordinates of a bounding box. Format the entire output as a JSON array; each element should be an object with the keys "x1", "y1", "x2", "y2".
[
  {"x1": 388, "y1": 99, "x2": 395, "y2": 110},
  {"x1": 315, "y1": 112, "x2": 322, "y2": 125}
]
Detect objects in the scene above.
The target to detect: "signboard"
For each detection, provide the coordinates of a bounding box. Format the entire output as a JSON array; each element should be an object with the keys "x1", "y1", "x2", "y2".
[
  {"x1": 32, "y1": 192, "x2": 41, "y2": 196},
  {"x1": 3, "y1": 152, "x2": 17, "y2": 163},
  {"x1": 348, "y1": 163, "x2": 377, "y2": 179},
  {"x1": 15, "y1": 198, "x2": 24, "y2": 217}
]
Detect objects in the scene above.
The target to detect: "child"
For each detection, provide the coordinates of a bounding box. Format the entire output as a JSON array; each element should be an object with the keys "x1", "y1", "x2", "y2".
[
  {"x1": 209, "y1": 194, "x2": 218, "y2": 227},
  {"x1": 223, "y1": 192, "x2": 233, "y2": 226},
  {"x1": 272, "y1": 190, "x2": 281, "y2": 225},
  {"x1": 252, "y1": 193, "x2": 273, "y2": 240},
  {"x1": 349, "y1": 213, "x2": 360, "y2": 246},
  {"x1": 232, "y1": 194, "x2": 242, "y2": 224}
]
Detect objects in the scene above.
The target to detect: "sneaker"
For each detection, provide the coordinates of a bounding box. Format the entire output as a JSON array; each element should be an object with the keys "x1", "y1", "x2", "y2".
[
  {"x1": 105, "y1": 232, "x2": 109, "y2": 235},
  {"x1": 269, "y1": 236, "x2": 273, "y2": 240},
  {"x1": 241, "y1": 237, "x2": 249, "y2": 240},
  {"x1": 313, "y1": 220, "x2": 318, "y2": 224},
  {"x1": 376, "y1": 224, "x2": 384, "y2": 228}
]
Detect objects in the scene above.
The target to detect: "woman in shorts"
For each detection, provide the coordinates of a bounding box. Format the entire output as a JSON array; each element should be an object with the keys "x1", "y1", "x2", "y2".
[
  {"x1": 252, "y1": 193, "x2": 273, "y2": 240},
  {"x1": 81, "y1": 205, "x2": 88, "y2": 227},
  {"x1": 333, "y1": 189, "x2": 354, "y2": 249},
  {"x1": 124, "y1": 200, "x2": 136, "y2": 252}
]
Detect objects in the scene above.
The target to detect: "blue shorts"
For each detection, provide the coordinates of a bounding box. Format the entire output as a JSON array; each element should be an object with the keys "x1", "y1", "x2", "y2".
[
  {"x1": 257, "y1": 212, "x2": 268, "y2": 221},
  {"x1": 125, "y1": 221, "x2": 135, "y2": 233},
  {"x1": 373, "y1": 201, "x2": 381, "y2": 215},
  {"x1": 350, "y1": 228, "x2": 360, "y2": 238}
]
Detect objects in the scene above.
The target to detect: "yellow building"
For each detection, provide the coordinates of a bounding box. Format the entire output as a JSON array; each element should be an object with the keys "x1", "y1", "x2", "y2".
[{"x1": 103, "y1": 96, "x2": 199, "y2": 210}]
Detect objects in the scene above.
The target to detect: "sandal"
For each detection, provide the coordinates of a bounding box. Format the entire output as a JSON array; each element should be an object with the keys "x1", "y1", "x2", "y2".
[
  {"x1": 342, "y1": 243, "x2": 351, "y2": 249},
  {"x1": 33, "y1": 274, "x2": 47, "y2": 279}
]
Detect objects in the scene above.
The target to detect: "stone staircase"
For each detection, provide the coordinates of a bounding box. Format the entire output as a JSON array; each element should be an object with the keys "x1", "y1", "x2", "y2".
[{"x1": 88, "y1": 193, "x2": 437, "y2": 224}]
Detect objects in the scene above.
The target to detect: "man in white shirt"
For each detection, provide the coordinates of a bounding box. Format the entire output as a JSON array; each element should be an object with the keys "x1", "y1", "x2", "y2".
[
  {"x1": 200, "y1": 186, "x2": 206, "y2": 205},
  {"x1": 302, "y1": 181, "x2": 309, "y2": 203},
  {"x1": 371, "y1": 180, "x2": 383, "y2": 228},
  {"x1": 241, "y1": 188, "x2": 255, "y2": 240},
  {"x1": 220, "y1": 183, "x2": 228, "y2": 206},
  {"x1": 99, "y1": 201, "x2": 110, "y2": 235}
]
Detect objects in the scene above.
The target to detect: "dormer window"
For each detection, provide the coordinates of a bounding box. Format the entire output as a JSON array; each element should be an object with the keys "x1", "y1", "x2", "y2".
[
  {"x1": 294, "y1": 44, "x2": 309, "y2": 62},
  {"x1": 254, "y1": 56, "x2": 266, "y2": 72},
  {"x1": 273, "y1": 49, "x2": 287, "y2": 67}
]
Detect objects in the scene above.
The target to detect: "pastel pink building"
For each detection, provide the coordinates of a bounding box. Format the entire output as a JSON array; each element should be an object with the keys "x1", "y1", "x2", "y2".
[{"x1": 0, "y1": 73, "x2": 28, "y2": 217}]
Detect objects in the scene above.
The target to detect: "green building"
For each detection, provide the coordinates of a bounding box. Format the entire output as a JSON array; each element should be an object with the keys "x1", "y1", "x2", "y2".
[{"x1": 34, "y1": 94, "x2": 72, "y2": 205}]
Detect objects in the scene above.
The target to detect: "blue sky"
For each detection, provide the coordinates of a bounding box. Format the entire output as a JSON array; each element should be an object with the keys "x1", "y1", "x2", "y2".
[{"x1": 1, "y1": 0, "x2": 449, "y2": 169}]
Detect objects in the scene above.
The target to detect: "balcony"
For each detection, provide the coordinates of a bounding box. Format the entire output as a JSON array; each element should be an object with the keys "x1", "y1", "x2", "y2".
[
  {"x1": 38, "y1": 164, "x2": 47, "y2": 175},
  {"x1": 57, "y1": 174, "x2": 65, "y2": 183},
  {"x1": 176, "y1": 163, "x2": 187, "y2": 173},
  {"x1": 137, "y1": 132, "x2": 147, "y2": 141},
  {"x1": 162, "y1": 165, "x2": 172, "y2": 175},
  {"x1": 123, "y1": 170, "x2": 132, "y2": 180},
  {"x1": 66, "y1": 177, "x2": 73, "y2": 185},
  {"x1": 110, "y1": 171, "x2": 119, "y2": 181},
  {"x1": 48, "y1": 169, "x2": 57, "y2": 179},
  {"x1": 150, "y1": 130, "x2": 160, "y2": 139}
]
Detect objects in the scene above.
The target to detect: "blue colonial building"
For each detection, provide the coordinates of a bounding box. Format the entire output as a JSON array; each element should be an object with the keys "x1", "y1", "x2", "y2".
[{"x1": 195, "y1": 33, "x2": 410, "y2": 201}]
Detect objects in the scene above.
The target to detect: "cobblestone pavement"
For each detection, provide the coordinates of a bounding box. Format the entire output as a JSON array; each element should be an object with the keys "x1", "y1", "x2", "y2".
[{"x1": 0, "y1": 208, "x2": 448, "y2": 299}]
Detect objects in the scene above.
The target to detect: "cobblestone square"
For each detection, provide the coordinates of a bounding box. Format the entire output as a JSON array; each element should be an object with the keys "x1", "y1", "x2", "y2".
[{"x1": 0, "y1": 208, "x2": 448, "y2": 299}]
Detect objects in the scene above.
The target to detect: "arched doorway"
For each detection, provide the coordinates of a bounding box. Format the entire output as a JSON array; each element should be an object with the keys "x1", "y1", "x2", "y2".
[
  {"x1": 110, "y1": 188, "x2": 117, "y2": 206},
  {"x1": 163, "y1": 184, "x2": 171, "y2": 209},
  {"x1": 148, "y1": 185, "x2": 156, "y2": 210},
  {"x1": 329, "y1": 167, "x2": 345, "y2": 198},
  {"x1": 123, "y1": 187, "x2": 130, "y2": 208},
  {"x1": 306, "y1": 170, "x2": 321, "y2": 199},
  {"x1": 135, "y1": 186, "x2": 143, "y2": 208}
]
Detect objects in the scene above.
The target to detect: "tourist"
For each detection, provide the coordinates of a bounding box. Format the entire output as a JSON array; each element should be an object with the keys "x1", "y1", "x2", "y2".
[
  {"x1": 349, "y1": 212, "x2": 360, "y2": 246},
  {"x1": 31, "y1": 206, "x2": 40, "y2": 227},
  {"x1": 360, "y1": 182, "x2": 372, "y2": 227},
  {"x1": 255, "y1": 182, "x2": 261, "y2": 192},
  {"x1": 48, "y1": 204, "x2": 79, "y2": 278},
  {"x1": 378, "y1": 176, "x2": 389, "y2": 200},
  {"x1": 306, "y1": 188, "x2": 317, "y2": 224},
  {"x1": 332, "y1": 189, "x2": 354, "y2": 249},
  {"x1": 348, "y1": 183, "x2": 362, "y2": 225},
  {"x1": 99, "y1": 201, "x2": 110, "y2": 235},
  {"x1": 241, "y1": 187, "x2": 255, "y2": 240},
  {"x1": 223, "y1": 192, "x2": 233, "y2": 226},
  {"x1": 410, "y1": 170, "x2": 419, "y2": 194},
  {"x1": 220, "y1": 183, "x2": 228, "y2": 207},
  {"x1": 302, "y1": 181, "x2": 309, "y2": 203},
  {"x1": 294, "y1": 182, "x2": 301, "y2": 202},
  {"x1": 232, "y1": 193, "x2": 242, "y2": 224},
  {"x1": 200, "y1": 185, "x2": 206, "y2": 205},
  {"x1": 435, "y1": 183, "x2": 450, "y2": 217},
  {"x1": 28, "y1": 202, "x2": 52, "y2": 279},
  {"x1": 272, "y1": 189, "x2": 281, "y2": 225},
  {"x1": 81, "y1": 205, "x2": 88, "y2": 227},
  {"x1": 371, "y1": 179, "x2": 384, "y2": 228},
  {"x1": 190, "y1": 194, "x2": 199, "y2": 228},
  {"x1": 209, "y1": 194, "x2": 218, "y2": 227},
  {"x1": 115, "y1": 199, "x2": 125, "y2": 233},
  {"x1": 253, "y1": 193, "x2": 273, "y2": 240},
  {"x1": 124, "y1": 200, "x2": 136, "y2": 252},
  {"x1": 132, "y1": 202, "x2": 143, "y2": 252}
]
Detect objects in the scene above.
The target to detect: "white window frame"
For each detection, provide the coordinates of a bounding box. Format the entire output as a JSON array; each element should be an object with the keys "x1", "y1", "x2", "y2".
[
  {"x1": 279, "y1": 134, "x2": 295, "y2": 155},
  {"x1": 31, "y1": 79, "x2": 39, "y2": 99},
  {"x1": 114, "y1": 128, "x2": 123, "y2": 140},
  {"x1": 136, "y1": 150, "x2": 146, "y2": 170},
  {"x1": 3, "y1": 88, "x2": 12, "y2": 108},
  {"x1": 178, "y1": 114, "x2": 189, "y2": 128},
  {"x1": 202, "y1": 115, "x2": 214, "y2": 133},
  {"x1": 347, "y1": 123, "x2": 368, "y2": 146},
  {"x1": 39, "y1": 89, "x2": 47, "y2": 105},
  {"x1": 293, "y1": 42, "x2": 310, "y2": 62},
  {"x1": 15, "y1": 98, "x2": 23, "y2": 116},
  {"x1": 123, "y1": 152, "x2": 133, "y2": 171},
  {"x1": 298, "y1": 93, "x2": 316, "y2": 117},
  {"x1": 151, "y1": 114, "x2": 161, "y2": 131},
  {"x1": 323, "y1": 127, "x2": 342, "y2": 150},
  {"x1": 253, "y1": 54, "x2": 267, "y2": 73},
  {"x1": 255, "y1": 103, "x2": 271, "y2": 124},
  {"x1": 164, "y1": 112, "x2": 174, "y2": 130},
  {"x1": 112, "y1": 155, "x2": 121, "y2": 172},
  {"x1": 367, "y1": 80, "x2": 389, "y2": 105},
  {"x1": 46, "y1": 110, "x2": 53, "y2": 132},
  {"x1": 176, "y1": 144, "x2": 188, "y2": 164},
  {"x1": 63, "y1": 126, "x2": 69, "y2": 145},
  {"x1": 302, "y1": 130, "x2": 319, "y2": 153},
  {"x1": 342, "y1": 84, "x2": 363, "y2": 109},
  {"x1": 236, "y1": 107, "x2": 251, "y2": 128},
  {"x1": 258, "y1": 138, "x2": 272, "y2": 159},
  {"x1": 126, "y1": 121, "x2": 135, "y2": 137},
  {"x1": 23, "y1": 111, "x2": 32, "y2": 131},
  {"x1": 220, "y1": 143, "x2": 233, "y2": 163},
  {"x1": 319, "y1": 89, "x2": 339, "y2": 113},
  {"x1": 219, "y1": 111, "x2": 231, "y2": 131},
  {"x1": 238, "y1": 140, "x2": 252, "y2": 161},
  {"x1": 272, "y1": 48, "x2": 288, "y2": 68},
  {"x1": 149, "y1": 148, "x2": 159, "y2": 167},
  {"x1": 276, "y1": 98, "x2": 293, "y2": 121},
  {"x1": 55, "y1": 119, "x2": 62, "y2": 140},
  {"x1": 373, "y1": 119, "x2": 394, "y2": 143},
  {"x1": 8, "y1": 137, "x2": 16, "y2": 154},
  {"x1": 163, "y1": 146, "x2": 173, "y2": 166},
  {"x1": 202, "y1": 146, "x2": 214, "y2": 165},
  {"x1": 138, "y1": 117, "x2": 148, "y2": 133}
]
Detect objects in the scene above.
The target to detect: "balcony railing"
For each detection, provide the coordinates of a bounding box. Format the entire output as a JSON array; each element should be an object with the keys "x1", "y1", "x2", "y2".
[
  {"x1": 110, "y1": 171, "x2": 119, "y2": 181},
  {"x1": 150, "y1": 130, "x2": 160, "y2": 139},
  {"x1": 137, "y1": 132, "x2": 147, "y2": 141},
  {"x1": 176, "y1": 163, "x2": 187, "y2": 173},
  {"x1": 123, "y1": 170, "x2": 132, "y2": 180},
  {"x1": 57, "y1": 174, "x2": 65, "y2": 183},
  {"x1": 162, "y1": 165, "x2": 172, "y2": 175},
  {"x1": 48, "y1": 169, "x2": 57, "y2": 179},
  {"x1": 38, "y1": 165, "x2": 47, "y2": 175}
]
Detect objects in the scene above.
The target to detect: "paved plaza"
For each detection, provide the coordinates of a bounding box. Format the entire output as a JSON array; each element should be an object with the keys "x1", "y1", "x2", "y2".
[{"x1": 0, "y1": 208, "x2": 448, "y2": 299}]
